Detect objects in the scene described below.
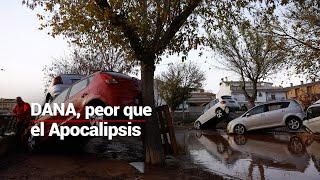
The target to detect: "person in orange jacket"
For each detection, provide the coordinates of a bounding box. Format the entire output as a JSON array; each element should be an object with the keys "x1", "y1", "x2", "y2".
[{"x1": 12, "y1": 97, "x2": 31, "y2": 143}]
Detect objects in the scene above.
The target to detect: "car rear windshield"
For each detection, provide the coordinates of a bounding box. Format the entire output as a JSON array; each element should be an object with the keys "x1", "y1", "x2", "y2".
[
  {"x1": 307, "y1": 107, "x2": 320, "y2": 119},
  {"x1": 221, "y1": 96, "x2": 232, "y2": 99}
]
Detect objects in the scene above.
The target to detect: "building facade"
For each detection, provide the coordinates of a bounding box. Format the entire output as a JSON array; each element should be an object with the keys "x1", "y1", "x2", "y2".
[
  {"x1": 286, "y1": 81, "x2": 320, "y2": 109},
  {"x1": 217, "y1": 81, "x2": 287, "y2": 107},
  {"x1": 174, "y1": 89, "x2": 216, "y2": 121}
]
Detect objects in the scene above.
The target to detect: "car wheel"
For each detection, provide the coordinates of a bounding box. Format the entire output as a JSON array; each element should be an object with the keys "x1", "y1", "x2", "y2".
[
  {"x1": 216, "y1": 108, "x2": 224, "y2": 119},
  {"x1": 217, "y1": 143, "x2": 226, "y2": 153},
  {"x1": 194, "y1": 121, "x2": 201, "y2": 130},
  {"x1": 288, "y1": 136, "x2": 305, "y2": 155},
  {"x1": 234, "y1": 124, "x2": 246, "y2": 135},
  {"x1": 286, "y1": 118, "x2": 301, "y2": 131},
  {"x1": 234, "y1": 135, "x2": 247, "y2": 145},
  {"x1": 89, "y1": 114, "x2": 104, "y2": 126},
  {"x1": 224, "y1": 107, "x2": 230, "y2": 114}
]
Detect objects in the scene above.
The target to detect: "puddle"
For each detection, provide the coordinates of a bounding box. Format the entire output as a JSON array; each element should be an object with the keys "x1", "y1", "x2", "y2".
[
  {"x1": 184, "y1": 131, "x2": 320, "y2": 180},
  {"x1": 84, "y1": 136, "x2": 144, "y2": 162}
]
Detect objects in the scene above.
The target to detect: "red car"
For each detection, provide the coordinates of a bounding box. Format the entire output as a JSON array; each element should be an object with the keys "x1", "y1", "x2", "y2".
[{"x1": 24, "y1": 71, "x2": 141, "y2": 151}]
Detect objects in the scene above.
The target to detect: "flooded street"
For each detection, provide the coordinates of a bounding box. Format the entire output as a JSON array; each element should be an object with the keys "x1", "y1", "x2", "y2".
[
  {"x1": 1, "y1": 128, "x2": 320, "y2": 179},
  {"x1": 181, "y1": 129, "x2": 320, "y2": 180}
]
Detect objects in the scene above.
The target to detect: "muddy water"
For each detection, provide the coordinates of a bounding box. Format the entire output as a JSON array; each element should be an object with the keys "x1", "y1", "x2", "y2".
[{"x1": 183, "y1": 130, "x2": 320, "y2": 180}]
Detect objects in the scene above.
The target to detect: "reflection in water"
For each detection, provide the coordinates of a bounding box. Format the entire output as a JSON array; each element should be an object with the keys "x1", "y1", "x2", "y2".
[{"x1": 186, "y1": 131, "x2": 320, "y2": 180}]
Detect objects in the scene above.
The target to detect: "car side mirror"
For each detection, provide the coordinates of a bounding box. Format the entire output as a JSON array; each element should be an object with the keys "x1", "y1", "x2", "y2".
[{"x1": 246, "y1": 113, "x2": 251, "y2": 117}]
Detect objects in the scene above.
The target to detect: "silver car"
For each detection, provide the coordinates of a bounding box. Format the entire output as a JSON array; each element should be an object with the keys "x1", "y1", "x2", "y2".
[
  {"x1": 45, "y1": 74, "x2": 83, "y2": 103},
  {"x1": 220, "y1": 95, "x2": 241, "y2": 111},
  {"x1": 194, "y1": 96, "x2": 240, "y2": 129},
  {"x1": 227, "y1": 100, "x2": 305, "y2": 134}
]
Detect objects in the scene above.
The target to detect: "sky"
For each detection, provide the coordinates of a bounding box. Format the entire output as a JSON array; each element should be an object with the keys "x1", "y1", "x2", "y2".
[{"x1": 0, "y1": 1, "x2": 304, "y2": 104}]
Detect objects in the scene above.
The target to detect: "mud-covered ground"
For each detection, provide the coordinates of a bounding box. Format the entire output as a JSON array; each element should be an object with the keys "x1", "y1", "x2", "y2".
[
  {"x1": 1, "y1": 124, "x2": 319, "y2": 180},
  {"x1": 0, "y1": 132, "x2": 223, "y2": 180}
]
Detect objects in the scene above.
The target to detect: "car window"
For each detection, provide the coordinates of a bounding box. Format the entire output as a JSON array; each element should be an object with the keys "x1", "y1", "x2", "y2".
[
  {"x1": 281, "y1": 102, "x2": 290, "y2": 108},
  {"x1": 203, "y1": 104, "x2": 210, "y2": 113},
  {"x1": 221, "y1": 96, "x2": 232, "y2": 99},
  {"x1": 211, "y1": 99, "x2": 218, "y2": 106},
  {"x1": 247, "y1": 105, "x2": 266, "y2": 116},
  {"x1": 267, "y1": 102, "x2": 290, "y2": 112},
  {"x1": 88, "y1": 76, "x2": 94, "y2": 84},
  {"x1": 70, "y1": 78, "x2": 81, "y2": 84},
  {"x1": 51, "y1": 88, "x2": 69, "y2": 104},
  {"x1": 68, "y1": 79, "x2": 88, "y2": 98},
  {"x1": 267, "y1": 103, "x2": 282, "y2": 111},
  {"x1": 307, "y1": 107, "x2": 320, "y2": 119}
]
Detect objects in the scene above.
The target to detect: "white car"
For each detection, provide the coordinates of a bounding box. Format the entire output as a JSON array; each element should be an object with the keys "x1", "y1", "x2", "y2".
[
  {"x1": 303, "y1": 100, "x2": 320, "y2": 134},
  {"x1": 194, "y1": 97, "x2": 238, "y2": 129},
  {"x1": 45, "y1": 74, "x2": 84, "y2": 103},
  {"x1": 227, "y1": 100, "x2": 305, "y2": 134}
]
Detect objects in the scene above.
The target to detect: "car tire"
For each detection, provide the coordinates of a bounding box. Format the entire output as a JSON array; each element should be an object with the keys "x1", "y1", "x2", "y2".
[
  {"x1": 286, "y1": 117, "x2": 301, "y2": 131},
  {"x1": 216, "y1": 108, "x2": 224, "y2": 119},
  {"x1": 234, "y1": 124, "x2": 246, "y2": 135},
  {"x1": 234, "y1": 135, "x2": 247, "y2": 145},
  {"x1": 288, "y1": 136, "x2": 305, "y2": 155},
  {"x1": 86, "y1": 103, "x2": 106, "y2": 126},
  {"x1": 194, "y1": 121, "x2": 201, "y2": 130}
]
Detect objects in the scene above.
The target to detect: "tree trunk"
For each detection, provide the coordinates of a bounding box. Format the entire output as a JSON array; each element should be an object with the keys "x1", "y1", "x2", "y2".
[
  {"x1": 182, "y1": 101, "x2": 185, "y2": 122},
  {"x1": 141, "y1": 59, "x2": 165, "y2": 165},
  {"x1": 249, "y1": 80, "x2": 258, "y2": 108},
  {"x1": 248, "y1": 98, "x2": 255, "y2": 108}
]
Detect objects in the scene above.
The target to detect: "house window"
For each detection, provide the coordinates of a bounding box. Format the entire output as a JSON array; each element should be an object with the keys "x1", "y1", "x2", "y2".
[
  {"x1": 258, "y1": 92, "x2": 263, "y2": 97},
  {"x1": 271, "y1": 94, "x2": 276, "y2": 100}
]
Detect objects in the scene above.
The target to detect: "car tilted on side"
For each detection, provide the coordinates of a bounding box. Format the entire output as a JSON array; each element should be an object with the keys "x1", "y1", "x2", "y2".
[
  {"x1": 227, "y1": 100, "x2": 305, "y2": 135},
  {"x1": 194, "y1": 96, "x2": 240, "y2": 129}
]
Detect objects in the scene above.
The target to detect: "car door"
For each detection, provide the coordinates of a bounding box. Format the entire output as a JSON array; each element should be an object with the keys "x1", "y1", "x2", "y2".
[
  {"x1": 243, "y1": 104, "x2": 267, "y2": 130},
  {"x1": 264, "y1": 102, "x2": 290, "y2": 127},
  {"x1": 64, "y1": 78, "x2": 90, "y2": 120}
]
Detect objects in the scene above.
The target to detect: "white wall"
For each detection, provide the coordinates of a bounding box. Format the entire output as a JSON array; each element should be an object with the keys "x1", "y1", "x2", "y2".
[{"x1": 216, "y1": 83, "x2": 232, "y2": 99}]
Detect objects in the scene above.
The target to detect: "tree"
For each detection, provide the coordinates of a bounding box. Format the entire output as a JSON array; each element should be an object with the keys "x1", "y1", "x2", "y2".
[
  {"x1": 207, "y1": 15, "x2": 287, "y2": 107},
  {"x1": 23, "y1": 0, "x2": 279, "y2": 164},
  {"x1": 157, "y1": 63, "x2": 205, "y2": 112},
  {"x1": 43, "y1": 45, "x2": 137, "y2": 90},
  {"x1": 269, "y1": 1, "x2": 320, "y2": 79}
]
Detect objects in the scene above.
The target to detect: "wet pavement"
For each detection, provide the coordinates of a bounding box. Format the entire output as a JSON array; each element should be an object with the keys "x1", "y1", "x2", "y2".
[
  {"x1": 179, "y1": 129, "x2": 320, "y2": 180},
  {"x1": 0, "y1": 136, "x2": 144, "y2": 179},
  {"x1": 1, "y1": 127, "x2": 320, "y2": 179}
]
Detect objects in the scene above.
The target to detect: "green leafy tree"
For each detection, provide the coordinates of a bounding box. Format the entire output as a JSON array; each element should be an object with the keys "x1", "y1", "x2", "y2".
[
  {"x1": 23, "y1": 0, "x2": 280, "y2": 164},
  {"x1": 157, "y1": 63, "x2": 205, "y2": 112}
]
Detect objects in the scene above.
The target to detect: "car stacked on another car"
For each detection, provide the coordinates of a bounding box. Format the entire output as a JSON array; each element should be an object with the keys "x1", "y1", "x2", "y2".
[
  {"x1": 24, "y1": 71, "x2": 141, "y2": 151},
  {"x1": 227, "y1": 100, "x2": 305, "y2": 134},
  {"x1": 194, "y1": 96, "x2": 240, "y2": 130}
]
